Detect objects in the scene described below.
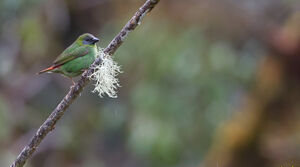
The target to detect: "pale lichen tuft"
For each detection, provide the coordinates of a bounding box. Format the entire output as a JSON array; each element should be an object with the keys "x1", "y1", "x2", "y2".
[{"x1": 89, "y1": 47, "x2": 122, "y2": 98}]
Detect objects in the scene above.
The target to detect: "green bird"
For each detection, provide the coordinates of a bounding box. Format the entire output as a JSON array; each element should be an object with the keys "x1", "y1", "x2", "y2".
[{"x1": 38, "y1": 33, "x2": 99, "y2": 84}]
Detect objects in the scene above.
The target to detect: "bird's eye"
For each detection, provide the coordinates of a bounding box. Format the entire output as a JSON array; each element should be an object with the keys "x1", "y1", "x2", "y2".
[
  {"x1": 84, "y1": 37, "x2": 91, "y2": 41},
  {"x1": 82, "y1": 37, "x2": 93, "y2": 45},
  {"x1": 82, "y1": 35, "x2": 98, "y2": 45}
]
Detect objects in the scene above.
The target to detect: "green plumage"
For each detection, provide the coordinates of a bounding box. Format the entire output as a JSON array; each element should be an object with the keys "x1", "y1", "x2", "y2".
[{"x1": 38, "y1": 33, "x2": 99, "y2": 78}]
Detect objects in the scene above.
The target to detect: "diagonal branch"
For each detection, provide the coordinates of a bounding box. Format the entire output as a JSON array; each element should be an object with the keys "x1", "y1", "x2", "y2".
[{"x1": 10, "y1": 0, "x2": 160, "y2": 167}]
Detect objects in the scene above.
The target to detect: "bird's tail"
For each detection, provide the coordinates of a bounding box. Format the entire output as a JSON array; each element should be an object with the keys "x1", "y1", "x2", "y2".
[{"x1": 37, "y1": 66, "x2": 57, "y2": 75}]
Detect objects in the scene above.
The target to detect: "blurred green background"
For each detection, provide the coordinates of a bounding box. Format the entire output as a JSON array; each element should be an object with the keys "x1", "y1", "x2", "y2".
[{"x1": 0, "y1": 0, "x2": 299, "y2": 167}]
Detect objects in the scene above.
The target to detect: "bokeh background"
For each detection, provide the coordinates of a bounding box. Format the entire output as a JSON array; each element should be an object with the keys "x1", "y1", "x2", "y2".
[{"x1": 0, "y1": 0, "x2": 300, "y2": 167}]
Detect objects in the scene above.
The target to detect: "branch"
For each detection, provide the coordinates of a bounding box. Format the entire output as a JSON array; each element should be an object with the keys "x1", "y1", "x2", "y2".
[{"x1": 10, "y1": 1, "x2": 160, "y2": 167}]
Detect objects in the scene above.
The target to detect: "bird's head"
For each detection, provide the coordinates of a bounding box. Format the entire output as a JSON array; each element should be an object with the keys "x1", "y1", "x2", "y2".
[{"x1": 77, "y1": 33, "x2": 100, "y2": 46}]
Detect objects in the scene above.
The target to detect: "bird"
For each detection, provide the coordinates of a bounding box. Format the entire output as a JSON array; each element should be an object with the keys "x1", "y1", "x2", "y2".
[{"x1": 37, "y1": 33, "x2": 99, "y2": 84}]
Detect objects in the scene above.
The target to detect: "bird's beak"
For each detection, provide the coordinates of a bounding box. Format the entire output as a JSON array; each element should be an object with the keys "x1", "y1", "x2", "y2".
[{"x1": 92, "y1": 37, "x2": 100, "y2": 44}]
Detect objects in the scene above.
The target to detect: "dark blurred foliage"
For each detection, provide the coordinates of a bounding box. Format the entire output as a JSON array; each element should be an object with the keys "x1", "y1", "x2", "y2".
[{"x1": 0, "y1": 0, "x2": 299, "y2": 167}]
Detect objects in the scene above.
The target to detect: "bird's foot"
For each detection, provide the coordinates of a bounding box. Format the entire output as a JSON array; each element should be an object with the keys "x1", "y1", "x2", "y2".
[{"x1": 69, "y1": 77, "x2": 75, "y2": 86}]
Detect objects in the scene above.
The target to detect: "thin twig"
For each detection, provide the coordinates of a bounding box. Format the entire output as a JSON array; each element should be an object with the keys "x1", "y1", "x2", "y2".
[{"x1": 10, "y1": 0, "x2": 159, "y2": 167}]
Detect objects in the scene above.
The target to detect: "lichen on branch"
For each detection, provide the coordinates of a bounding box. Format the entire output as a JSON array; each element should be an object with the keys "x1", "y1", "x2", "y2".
[{"x1": 89, "y1": 48, "x2": 122, "y2": 98}]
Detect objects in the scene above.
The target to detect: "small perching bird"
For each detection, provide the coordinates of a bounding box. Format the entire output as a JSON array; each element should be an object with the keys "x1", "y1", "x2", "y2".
[{"x1": 37, "y1": 33, "x2": 99, "y2": 84}]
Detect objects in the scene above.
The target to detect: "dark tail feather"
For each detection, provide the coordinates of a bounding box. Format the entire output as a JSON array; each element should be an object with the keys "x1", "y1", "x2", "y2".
[{"x1": 37, "y1": 66, "x2": 56, "y2": 75}]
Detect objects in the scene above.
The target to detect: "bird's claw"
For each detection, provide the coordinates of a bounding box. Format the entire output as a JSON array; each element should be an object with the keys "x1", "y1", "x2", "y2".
[{"x1": 69, "y1": 77, "x2": 75, "y2": 86}]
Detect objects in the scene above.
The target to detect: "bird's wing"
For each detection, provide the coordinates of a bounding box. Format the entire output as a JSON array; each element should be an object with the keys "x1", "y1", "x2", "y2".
[{"x1": 53, "y1": 45, "x2": 89, "y2": 66}]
